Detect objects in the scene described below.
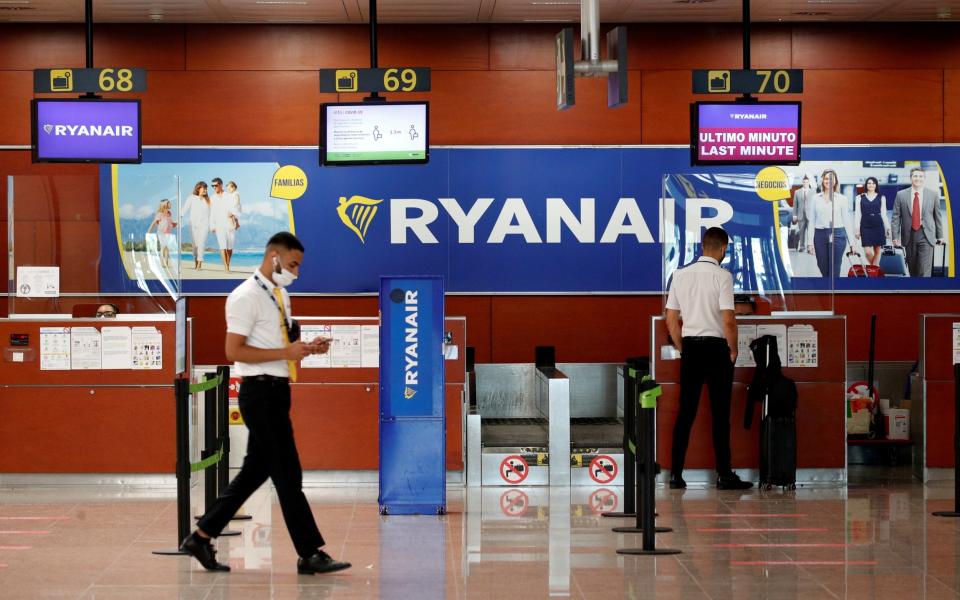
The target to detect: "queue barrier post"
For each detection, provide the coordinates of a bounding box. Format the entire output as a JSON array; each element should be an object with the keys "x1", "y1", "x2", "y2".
[
  {"x1": 217, "y1": 366, "x2": 251, "y2": 522},
  {"x1": 152, "y1": 377, "x2": 192, "y2": 556},
  {"x1": 933, "y1": 363, "x2": 960, "y2": 518},
  {"x1": 616, "y1": 377, "x2": 681, "y2": 556},
  {"x1": 603, "y1": 363, "x2": 637, "y2": 519}
]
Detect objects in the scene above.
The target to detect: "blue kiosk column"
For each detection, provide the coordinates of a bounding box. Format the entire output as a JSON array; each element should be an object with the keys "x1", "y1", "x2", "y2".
[{"x1": 378, "y1": 276, "x2": 446, "y2": 515}]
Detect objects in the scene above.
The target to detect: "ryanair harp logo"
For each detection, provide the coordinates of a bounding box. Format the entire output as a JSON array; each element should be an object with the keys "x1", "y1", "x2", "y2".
[
  {"x1": 337, "y1": 195, "x2": 383, "y2": 243},
  {"x1": 404, "y1": 387, "x2": 417, "y2": 399}
]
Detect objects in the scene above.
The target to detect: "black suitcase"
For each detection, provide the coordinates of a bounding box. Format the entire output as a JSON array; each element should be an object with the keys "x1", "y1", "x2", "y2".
[
  {"x1": 932, "y1": 243, "x2": 949, "y2": 277},
  {"x1": 760, "y1": 415, "x2": 797, "y2": 490}
]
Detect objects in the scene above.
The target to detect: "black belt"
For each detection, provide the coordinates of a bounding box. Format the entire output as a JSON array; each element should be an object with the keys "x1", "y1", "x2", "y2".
[
  {"x1": 241, "y1": 374, "x2": 289, "y2": 384},
  {"x1": 682, "y1": 336, "x2": 725, "y2": 342}
]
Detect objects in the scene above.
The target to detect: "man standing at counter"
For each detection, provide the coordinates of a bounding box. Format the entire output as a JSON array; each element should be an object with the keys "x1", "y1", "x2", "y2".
[
  {"x1": 180, "y1": 231, "x2": 351, "y2": 575},
  {"x1": 665, "y1": 227, "x2": 753, "y2": 490}
]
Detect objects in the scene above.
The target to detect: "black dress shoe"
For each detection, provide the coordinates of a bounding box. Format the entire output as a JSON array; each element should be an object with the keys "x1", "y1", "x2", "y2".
[
  {"x1": 180, "y1": 533, "x2": 230, "y2": 572},
  {"x1": 298, "y1": 550, "x2": 351, "y2": 575},
  {"x1": 717, "y1": 472, "x2": 754, "y2": 490},
  {"x1": 669, "y1": 475, "x2": 687, "y2": 489}
]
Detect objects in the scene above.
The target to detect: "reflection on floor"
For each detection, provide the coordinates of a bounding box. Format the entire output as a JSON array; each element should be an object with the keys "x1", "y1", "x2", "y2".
[{"x1": 3, "y1": 478, "x2": 960, "y2": 599}]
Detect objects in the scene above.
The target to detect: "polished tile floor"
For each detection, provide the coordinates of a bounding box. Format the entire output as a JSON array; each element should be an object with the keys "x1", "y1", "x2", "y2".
[{"x1": 3, "y1": 476, "x2": 960, "y2": 599}]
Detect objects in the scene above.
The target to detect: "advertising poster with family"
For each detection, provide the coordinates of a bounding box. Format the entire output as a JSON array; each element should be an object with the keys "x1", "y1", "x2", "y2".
[{"x1": 99, "y1": 146, "x2": 956, "y2": 295}]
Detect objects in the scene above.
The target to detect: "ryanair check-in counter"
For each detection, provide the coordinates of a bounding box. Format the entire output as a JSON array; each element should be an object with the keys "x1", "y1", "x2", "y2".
[
  {"x1": 914, "y1": 314, "x2": 960, "y2": 481},
  {"x1": 650, "y1": 315, "x2": 847, "y2": 484},
  {"x1": 469, "y1": 349, "x2": 626, "y2": 487},
  {"x1": 220, "y1": 316, "x2": 467, "y2": 484},
  {"x1": 0, "y1": 314, "x2": 187, "y2": 480}
]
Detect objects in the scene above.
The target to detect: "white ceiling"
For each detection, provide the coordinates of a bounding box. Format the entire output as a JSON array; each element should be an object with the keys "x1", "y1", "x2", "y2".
[{"x1": 0, "y1": 0, "x2": 956, "y2": 23}]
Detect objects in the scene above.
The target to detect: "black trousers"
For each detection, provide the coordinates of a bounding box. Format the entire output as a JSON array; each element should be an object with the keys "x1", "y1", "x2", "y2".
[
  {"x1": 196, "y1": 378, "x2": 324, "y2": 558},
  {"x1": 670, "y1": 337, "x2": 734, "y2": 477}
]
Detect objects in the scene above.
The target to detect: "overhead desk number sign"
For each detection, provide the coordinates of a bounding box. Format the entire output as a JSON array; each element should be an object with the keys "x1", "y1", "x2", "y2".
[
  {"x1": 692, "y1": 69, "x2": 803, "y2": 95},
  {"x1": 320, "y1": 68, "x2": 431, "y2": 93},
  {"x1": 34, "y1": 68, "x2": 147, "y2": 93}
]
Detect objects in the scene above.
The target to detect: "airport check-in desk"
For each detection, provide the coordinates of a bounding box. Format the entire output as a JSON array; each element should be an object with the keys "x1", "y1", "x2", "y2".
[
  {"x1": 651, "y1": 315, "x2": 847, "y2": 484},
  {"x1": 470, "y1": 362, "x2": 626, "y2": 486},
  {"x1": 915, "y1": 313, "x2": 960, "y2": 481}
]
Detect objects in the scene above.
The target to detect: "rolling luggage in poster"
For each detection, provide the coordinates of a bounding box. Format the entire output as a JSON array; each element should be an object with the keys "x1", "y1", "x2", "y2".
[
  {"x1": 879, "y1": 246, "x2": 909, "y2": 277},
  {"x1": 932, "y1": 243, "x2": 949, "y2": 277},
  {"x1": 846, "y1": 251, "x2": 883, "y2": 278}
]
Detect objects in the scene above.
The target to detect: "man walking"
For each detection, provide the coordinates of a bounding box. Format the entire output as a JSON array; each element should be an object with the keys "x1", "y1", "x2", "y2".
[
  {"x1": 180, "y1": 231, "x2": 351, "y2": 575},
  {"x1": 892, "y1": 167, "x2": 944, "y2": 277},
  {"x1": 665, "y1": 227, "x2": 752, "y2": 490}
]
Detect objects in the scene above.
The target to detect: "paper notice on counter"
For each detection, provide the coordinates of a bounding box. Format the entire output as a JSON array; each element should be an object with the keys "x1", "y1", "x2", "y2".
[
  {"x1": 300, "y1": 324, "x2": 332, "y2": 369},
  {"x1": 132, "y1": 327, "x2": 163, "y2": 369},
  {"x1": 70, "y1": 327, "x2": 102, "y2": 370},
  {"x1": 330, "y1": 325, "x2": 362, "y2": 368},
  {"x1": 101, "y1": 326, "x2": 133, "y2": 370},
  {"x1": 40, "y1": 326, "x2": 71, "y2": 370},
  {"x1": 16, "y1": 266, "x2": 60, "y2": 298},
  {"x1": 756, "y1": 323, "x2": 787, "y2": 365},
  {"x1": 787, "y1": 324, "x2": 818, "y2": 368},
  {"x1": 361, "y1": 325, "x2": 379, "y2": 368},
  {"x1": 736, "y1": 324, "x2": 758, "y2": 367},
  {"x1": 953, "y1": 323, "x2": 960, "y2": 365}
]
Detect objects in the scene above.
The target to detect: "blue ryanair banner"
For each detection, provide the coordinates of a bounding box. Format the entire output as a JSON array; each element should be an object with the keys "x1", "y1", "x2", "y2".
[
  {"x1": 99, "y1": 146, "x2": 957, "y2": 294},
  {"x1": 379, "y1": 276, "x2": 445, "y2": 515}
]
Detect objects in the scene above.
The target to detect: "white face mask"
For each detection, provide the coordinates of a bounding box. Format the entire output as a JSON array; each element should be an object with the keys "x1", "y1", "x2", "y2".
[{"x1": 272, "y1": 256, "x2": 297, "y2": 288}]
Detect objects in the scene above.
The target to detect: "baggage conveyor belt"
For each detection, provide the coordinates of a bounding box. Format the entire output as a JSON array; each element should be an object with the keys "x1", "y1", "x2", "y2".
[{"x1": 481, "y1": 417, "x2": 623, "y2": 449}]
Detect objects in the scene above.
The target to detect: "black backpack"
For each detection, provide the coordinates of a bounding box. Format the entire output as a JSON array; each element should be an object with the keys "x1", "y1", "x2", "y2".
[{"x1": 744, "y1": 335, "x2": 798, "y2": 428}]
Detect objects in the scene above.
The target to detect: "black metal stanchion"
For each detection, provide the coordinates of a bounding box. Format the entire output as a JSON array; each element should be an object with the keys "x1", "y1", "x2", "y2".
[
  {"x1": 933, "y1": 364, "x2": 960, "y2": 518},
  {"x1": 218, "y1": 366, "x2": 251, "y2": 522},
  {"x1": 153, "y1": 378, "x2": 191, "y2": 556},
  {"x1": 617, "y1": 378, "x2": 680, "y2": 556},
  {"x1": 192, "y1": 371, "x2": 240, "y2": 535},
  {"x1": 603, "y1": 362, "x2": 638, "y2": 519}
]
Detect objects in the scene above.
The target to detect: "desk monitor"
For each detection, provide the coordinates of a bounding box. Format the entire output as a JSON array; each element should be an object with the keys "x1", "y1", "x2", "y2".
[{"x1": 321, "y1": 101, "x2": 428, "y2": 166}]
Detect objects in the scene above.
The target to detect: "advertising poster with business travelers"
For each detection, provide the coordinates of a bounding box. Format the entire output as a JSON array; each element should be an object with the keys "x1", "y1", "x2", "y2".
[{"x1": 100, "y1": 147, "x2": 956, "y2": 295}]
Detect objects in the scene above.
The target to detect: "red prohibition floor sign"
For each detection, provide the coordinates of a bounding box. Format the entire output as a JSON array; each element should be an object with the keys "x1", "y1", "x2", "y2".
[
  {"x1": 500, "y1": 455, "x2": 529, "y2": 484},
  {"x1": 500, "y1": 489, "x2": 529, "y2": 516},
  {"x1": 588, "y1": 455, "x2": 618, "y2": 484}
]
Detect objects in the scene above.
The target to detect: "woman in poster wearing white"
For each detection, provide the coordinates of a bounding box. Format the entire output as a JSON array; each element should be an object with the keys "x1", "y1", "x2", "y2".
[
  {"x1": 806, "y1": 168, "x2": 855, "y2": 279},
  {"x1": 854, "y1": 176, "x2": 891, "y2": 266},
  {"x1": 145, "y1": 199, "x2": 177, "y2": 269},
  {"x1": 182, "y1": 181, "x2": 212, "y2": 270}
]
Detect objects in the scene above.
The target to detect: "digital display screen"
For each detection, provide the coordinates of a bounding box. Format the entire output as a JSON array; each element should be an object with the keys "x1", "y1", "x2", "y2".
[
  {"x1": 321, "y1": 101, "x2": 428, "y2": 166},
  {"x1": 691, "y1": 101, "x2": 801, "y2": 166},
  {"x1": 32, "y1": 98, "x2": 141, "y2": 163}
]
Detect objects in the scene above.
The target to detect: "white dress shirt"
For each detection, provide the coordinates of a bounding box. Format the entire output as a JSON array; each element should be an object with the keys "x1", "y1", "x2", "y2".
[
  {"x1": 806, "y1": 192, "x2": 855, "y2": 247},
  {"x1": 665, "y1": 256, "x2": 735, "y2": 338},
  {"x1": 226, "y1": 270, "x2": 291, "y2": 377}
]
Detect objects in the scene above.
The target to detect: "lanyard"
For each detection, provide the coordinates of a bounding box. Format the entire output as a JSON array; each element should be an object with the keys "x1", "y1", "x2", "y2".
[{"x1": 254, "y1": 273, "x2": 290, "y2": 334}]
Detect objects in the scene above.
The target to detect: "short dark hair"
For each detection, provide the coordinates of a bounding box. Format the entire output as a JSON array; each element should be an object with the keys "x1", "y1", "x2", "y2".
[
  {"x1": 97, "y1": 303, "x2": 119, "y2": 314},
  {"x1": 702, "y1": 227, "x2": 729, "y2": 251},
  {"x1": 211, "y1": 177, "x2": 223, "y2": 185},
  {"x1": 267, "y1": 231, "x2": 305, "y2": 253}
]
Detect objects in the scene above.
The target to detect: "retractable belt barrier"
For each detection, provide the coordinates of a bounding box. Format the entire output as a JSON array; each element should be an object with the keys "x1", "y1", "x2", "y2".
[
  {"x1": 933, "y1": 363, "x2": 960, "y2": 518},
  {"x1": 154, "y1": 367, "x2": 233, "y2": 556},
  {"x1": 603, "y1": 357, "x2": 648, "y2": 519},
  {"x1": 616, "y1": 377, "x2": 681, "y2": 556}
]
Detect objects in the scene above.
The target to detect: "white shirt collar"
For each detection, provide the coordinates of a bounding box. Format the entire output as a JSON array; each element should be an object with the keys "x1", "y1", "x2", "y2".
[
  {"x1": 697, "y1": 256, "x2": 720, "y2": 266},
  {"x1": 253, "y1": 269, "x2": 278, "y2": 291}
]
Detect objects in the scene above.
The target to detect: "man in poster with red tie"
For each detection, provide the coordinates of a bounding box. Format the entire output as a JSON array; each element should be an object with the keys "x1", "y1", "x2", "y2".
[{"x1": 892, "y1": 167, "x2": 944, "y2": 277}]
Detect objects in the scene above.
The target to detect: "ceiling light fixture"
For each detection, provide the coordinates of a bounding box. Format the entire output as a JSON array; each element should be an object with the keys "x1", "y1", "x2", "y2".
[
  {"x1": 937, "y1": 7, "x2": 952, "y2": 19},
  {"x1": 256, "y1": 1, "x2": 308, "y2": 5}
]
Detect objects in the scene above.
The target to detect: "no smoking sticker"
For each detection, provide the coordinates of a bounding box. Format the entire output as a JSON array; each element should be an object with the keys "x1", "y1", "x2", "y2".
[
  {"x1": 588, "y1": 455, "x2": 618, "y2": 484},
  {"x1": 500, "y1": 489, "x2": 529, "y2": 517},
  {"x1": 500, "y1": 455, "x2": 529, "y2": 484}
]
